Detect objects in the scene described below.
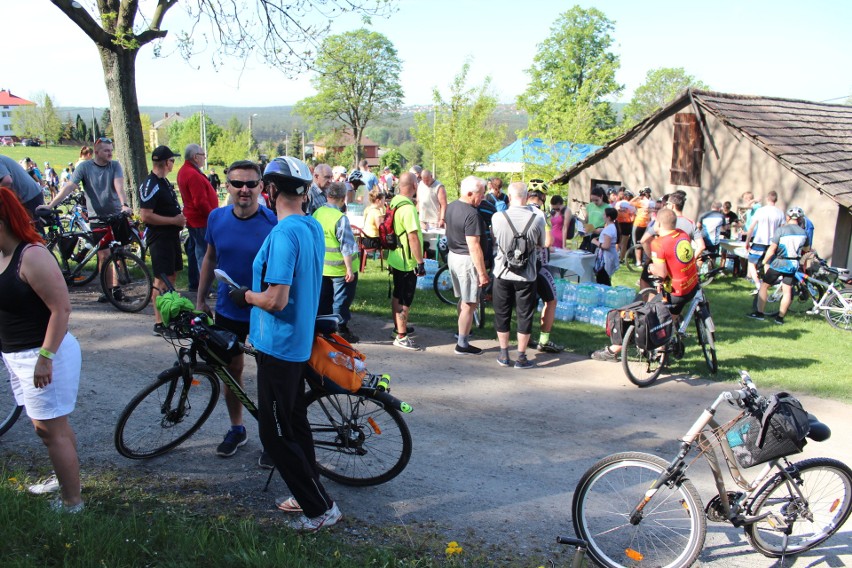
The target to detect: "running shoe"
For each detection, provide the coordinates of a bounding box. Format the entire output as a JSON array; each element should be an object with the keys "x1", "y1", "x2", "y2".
[{"x1": 288, "y1": 502, "x2": 342, "y2": 533}]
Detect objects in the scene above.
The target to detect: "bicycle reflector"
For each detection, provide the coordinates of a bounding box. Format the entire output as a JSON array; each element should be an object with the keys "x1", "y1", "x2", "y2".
[{"x1": 625, "y1": 549, "x2": 644, "y2": 562}]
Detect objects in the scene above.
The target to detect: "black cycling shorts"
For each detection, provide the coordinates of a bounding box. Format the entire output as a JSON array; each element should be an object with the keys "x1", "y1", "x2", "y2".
[
  {"x1": 149, "y1": 235, "x2": 183, "y2": 278},
  {"x1": 493, "y1": 278, "x2": 537, "y2": 334},
  {"x1": 391, "y1": 267, "x2": 417, "y2": 307},
  {"x1": 763, "y1": 267, "x2": 795, "y2": 287},
  {"x1": 668, "y1": 286, "x2": 698, "y2": 316},
  {"x1": 214, "y1": 312, "x2": 250, "y2": 342},
  {"x1": 536, "y1": 265, "x2": 557, "y2": 303}
]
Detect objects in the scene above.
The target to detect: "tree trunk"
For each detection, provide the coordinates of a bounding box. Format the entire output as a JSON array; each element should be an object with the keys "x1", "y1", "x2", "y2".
[
  {"x1": 353, "y1": 125, "x2": 363, "y2": 167},
  {"x1": 98, "y1": 46, "x2": 147, "y2": 211}
]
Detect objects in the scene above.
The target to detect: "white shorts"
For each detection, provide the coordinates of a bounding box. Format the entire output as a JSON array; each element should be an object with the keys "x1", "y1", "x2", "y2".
[
  {"x1": 448, "y1": 251, "x2": 480, "y2": 304},
  {"x1": 3, "y1": 333, "x2": 81, "y2": 421}
]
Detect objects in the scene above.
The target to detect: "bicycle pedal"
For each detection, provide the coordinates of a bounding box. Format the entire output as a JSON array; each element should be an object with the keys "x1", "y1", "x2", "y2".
[{"x1": 766, "y1": 512, "x2": 789, "y2": 531}]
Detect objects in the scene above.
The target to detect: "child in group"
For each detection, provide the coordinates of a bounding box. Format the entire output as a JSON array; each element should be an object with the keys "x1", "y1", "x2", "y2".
[
  {"x1": 550, "y1": 195, "x2": 566, "y2": 249},
  {"x1": 361, "y1": 188, "x2": 386, "y2": 252}
]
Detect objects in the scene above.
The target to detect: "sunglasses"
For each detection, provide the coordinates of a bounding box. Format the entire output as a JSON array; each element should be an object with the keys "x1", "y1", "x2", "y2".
[
  {"x1": 228, "y1": 179, "x2": 261, "y2": 188},
  {"x1": 96, "y1": 137, "x2": 113, "y2": 144}
]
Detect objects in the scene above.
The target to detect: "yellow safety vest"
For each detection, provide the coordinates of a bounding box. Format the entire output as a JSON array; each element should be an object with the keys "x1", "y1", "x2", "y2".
[{"x1": 312, "y1": 206, "x2": 346, "y2": 277}]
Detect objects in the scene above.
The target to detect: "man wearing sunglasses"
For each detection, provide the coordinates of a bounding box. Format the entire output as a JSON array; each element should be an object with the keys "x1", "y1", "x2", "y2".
[
  {"x1": 177, "y1": 144, "x2": 219, "y2": 285},
  {"x1": 196, "y1": 160, "x2": 277, "y2": 461}
]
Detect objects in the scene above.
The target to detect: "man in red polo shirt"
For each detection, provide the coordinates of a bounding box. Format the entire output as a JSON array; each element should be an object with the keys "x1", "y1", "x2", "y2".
[{"x1": 176, "y1": 143, "x2": 219, "y2": 282}]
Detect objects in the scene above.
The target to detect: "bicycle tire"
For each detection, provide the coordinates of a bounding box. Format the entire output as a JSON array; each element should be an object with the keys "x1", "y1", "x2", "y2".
[
  {"x1": 698, "y1": 256, "x2": 717, "y2": 286},
  {"x1": 47, "y1": 234, "x2": 99, "y2": 286},
  {"x1": 695, "y1": 315, "x2": 718, "y2": 374},
  {"x1": 114, "y1": 367, "x2": 220, "y2": 459},
  {"x1": 127, "y1": 231, "x2": 147, "y2": 262},
  {"x1": 100, "y1": 251, "x2": 152, "y2": 313},
  {"x1": 823, "y1": 287, "x2": 852, "y2": 332},
  {"x1": 753, "y1": 283, "x2": 783, "y2": 314},
  {"x1": 621, "y1": 325, "x2": 667, "y2": 387},
  {"x1": 0, "y1": 365, "x2": 23, "y2": 437},
  {"x1": 745, "y1": 458, "x2": 852, "y2": 558},
  {"x1": 476, "y1": 290, "x2": 486, "y2": 329},
  {"x1": 433, "y1": 264, "x2": 455, "y2": 305},
  {"x1": 572, "y1": 451, "x2": 706, "y2": 568},
  {"x1": 305, "y1": 389, "x2": 412, "y2": 487},
  {"x1": 624, "y1": 244, "x2": 644, "y2": 272}
]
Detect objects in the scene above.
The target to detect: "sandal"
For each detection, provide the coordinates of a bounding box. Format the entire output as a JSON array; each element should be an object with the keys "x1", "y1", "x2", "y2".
[{"x1": 275, "y1": 496, "x2": 302, "y2": 513}]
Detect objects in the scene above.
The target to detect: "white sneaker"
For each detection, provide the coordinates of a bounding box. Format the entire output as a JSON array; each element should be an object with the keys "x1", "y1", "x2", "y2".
[
  {"x1": 393, "y1": 335, "x2": 419, "y2": 350},
  {"x1": 28, "y1": 474, "x2": 60, "y2": 495},
  {"x1": 288, "y1": 502, "x2": 342, "y2": 532}
]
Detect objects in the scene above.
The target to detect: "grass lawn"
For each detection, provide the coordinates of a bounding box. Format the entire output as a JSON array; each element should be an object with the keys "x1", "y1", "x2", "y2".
[{"x1": 353, "y1": 256, "x2": 851, "y2": 401}]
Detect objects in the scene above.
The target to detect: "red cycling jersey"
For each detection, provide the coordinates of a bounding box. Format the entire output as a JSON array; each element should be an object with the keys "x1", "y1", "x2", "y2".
[{"x1": 651, "y1": 228, "x2": 698, "y2": 296}]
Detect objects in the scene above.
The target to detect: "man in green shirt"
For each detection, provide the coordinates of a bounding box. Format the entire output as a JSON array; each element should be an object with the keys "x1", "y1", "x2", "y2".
[{"x1": 388, "y1": 172, "x2": 425, "y2": 350}]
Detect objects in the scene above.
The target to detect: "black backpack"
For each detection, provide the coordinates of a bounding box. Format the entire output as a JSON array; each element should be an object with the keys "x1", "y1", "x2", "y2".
[{"x1": 499, "y1": 211, "x2": 536, "y2": 274}]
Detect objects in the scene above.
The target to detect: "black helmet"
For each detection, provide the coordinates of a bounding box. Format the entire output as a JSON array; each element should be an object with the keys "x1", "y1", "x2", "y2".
[
  {"x1": 640, "y1": 186, "x2": 652, "y2": 197},
  {"x1": 262, "y1": 156, "x2": 312, "y2": 195},
  {"x1": 347, "y1": 170, "x2": 364, "y2": 186}
]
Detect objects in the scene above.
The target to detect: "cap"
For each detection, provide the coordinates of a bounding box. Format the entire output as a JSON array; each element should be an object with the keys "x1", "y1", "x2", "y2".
[
  {"x1": 152, "y1": 145, "x2": 179, "y2": 162},
  {"x1": 332, "y1": 165, "x2": 347, "y2": 177}
]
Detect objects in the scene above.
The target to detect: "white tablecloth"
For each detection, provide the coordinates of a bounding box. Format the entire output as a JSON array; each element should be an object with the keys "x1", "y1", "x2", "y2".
[
  {"x1": 546, "y1": 249, "x2": 596, "y2": 282},
  {"x1": 422, "y1": 228, "x2": 446, "y2": 259},
  {"x1": 719, "y1": 239, "x2": 748, "y2": 259},
  {"x1": 345, "y1": 213, "x2": 365, "y2": 230}
]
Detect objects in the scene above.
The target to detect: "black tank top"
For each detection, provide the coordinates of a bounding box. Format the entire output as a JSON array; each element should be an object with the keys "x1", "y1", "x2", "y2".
[{"x1": 0, "y1": 242, "x2": 52, "y2": 352}]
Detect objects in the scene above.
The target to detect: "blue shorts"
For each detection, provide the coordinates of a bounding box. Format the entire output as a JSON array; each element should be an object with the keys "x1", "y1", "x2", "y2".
[{"x1": 748, "y1": 244, "x2": 768, "y2": 264}]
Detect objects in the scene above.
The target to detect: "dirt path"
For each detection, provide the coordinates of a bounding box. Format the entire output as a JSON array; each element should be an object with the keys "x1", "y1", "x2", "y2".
[{"x1": 3, "y1": 287, "x2": 851, "y2": 566}]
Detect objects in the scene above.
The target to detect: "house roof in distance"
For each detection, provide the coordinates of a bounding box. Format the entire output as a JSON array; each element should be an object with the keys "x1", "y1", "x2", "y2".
[
  {"x1": 553, "y1": 89, "x2": 852, "y2": 210},
  {"x1": 0, "y1": 90, "x2": 35, "y2": 106}
]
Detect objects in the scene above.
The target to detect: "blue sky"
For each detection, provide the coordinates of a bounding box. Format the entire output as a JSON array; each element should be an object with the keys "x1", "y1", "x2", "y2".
[{"x1": 3, "y1": 0, "x2": 850, "y2": 107}]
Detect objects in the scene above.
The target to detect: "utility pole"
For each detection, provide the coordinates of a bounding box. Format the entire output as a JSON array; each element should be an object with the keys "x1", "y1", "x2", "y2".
[
  {"x1": 91, "y1": 107, "x2": 96, "y2": 144},
  {"x1": 200, "y1": 105, "x2": 208, "y2": 170}
]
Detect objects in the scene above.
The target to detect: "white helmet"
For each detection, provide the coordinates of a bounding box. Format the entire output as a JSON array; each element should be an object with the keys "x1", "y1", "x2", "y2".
[{"x1": 262, "y1": 156, "x2": 312, "y2": 195}]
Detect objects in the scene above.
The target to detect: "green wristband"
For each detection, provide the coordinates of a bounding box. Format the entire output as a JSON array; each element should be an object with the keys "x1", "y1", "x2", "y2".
[{"x1": 38, "y1": 348, "x2": 55, "y2": 360}]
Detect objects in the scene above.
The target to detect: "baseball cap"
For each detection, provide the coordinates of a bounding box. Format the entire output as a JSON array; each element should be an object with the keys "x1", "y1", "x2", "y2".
[
  {"x1": 332, "y1": 165, "x2": 347, "y2": 177},
  {"x1": 152, "y1": 145, "x2": 179, "y2": 162}
]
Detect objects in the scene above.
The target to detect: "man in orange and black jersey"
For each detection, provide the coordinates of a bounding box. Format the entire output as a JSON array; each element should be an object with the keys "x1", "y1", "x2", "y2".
[{"x1": 649, "y1": 208, "x2": 699, "y2": 318}]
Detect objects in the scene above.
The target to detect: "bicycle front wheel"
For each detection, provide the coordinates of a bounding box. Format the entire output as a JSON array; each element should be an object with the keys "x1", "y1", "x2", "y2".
[
  {"x1": 698, "y1": 256, "x2": 717, "y2": 285},
  {"x1": 114, "y1": 368, "x2": 220, "y2": 459},
  {"x1": 695, "y1": 315, "x2": 718, "y2": 374},
  {"x1": 305, "y1": 390, "x2": 412, "y2": 487},
  {"x1": 745, "y1": 458, "x2": 852, "y2": 557},
  {"x1": 625, "y1": 245, "x2": 644, "y2": 272},
  {"x1": 433, "y1": 264, "x2": 456, "y2": 305},
  {"x1": 101, "y1": 251, "x2": 152, "y2": 313},
  {"x1": 621, "y1": 325, "x2": 667, "y2": 387},
  {"x1": 573, "y1": 452, "x2": 706, "y2": 568},
  {"x1": 823, "y1": 287, "x2": 852, "y2": 331},
  {"x1": 0, "y1": 365, "x2": 23, "y2": 437}
]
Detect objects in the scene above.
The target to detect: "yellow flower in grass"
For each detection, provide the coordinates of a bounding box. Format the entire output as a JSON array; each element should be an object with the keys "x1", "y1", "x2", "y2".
[{"x1": 445, "y1": 541, "x2": 463, "y2": 555}]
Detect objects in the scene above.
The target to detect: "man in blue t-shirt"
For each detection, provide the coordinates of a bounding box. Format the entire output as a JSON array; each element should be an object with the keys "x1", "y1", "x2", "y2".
[
  {"x1": 196, "y1": 160, "x2": 276, "y2": 459},
  {"x1": 229, "y1": 156, "x2": 341, "y2": 532}
]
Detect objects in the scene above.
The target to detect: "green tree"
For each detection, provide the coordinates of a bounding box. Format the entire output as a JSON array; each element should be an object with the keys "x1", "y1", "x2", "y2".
[
  {"x1": 227, "y1": 116, "x2": 244, "y2": 135},
  {"x1": 139, "y1": 113, "x2": 153, "y2": 154},
  {"x1": 517, "y1": 6, "x2": 622, "y2": 146},
  {"x1": 210, "y1": 129, "x2": 254, "y2": 168},
  {"x1": 50, "y1": 0, "x2": 393, "y2": 209},
  {"x1": 12, "y1": 92, "x2": 63, "y2": 145},
  {"x1": 379, "y1": 148, "x2": 403, "y2": 176},
  {"x1": 399, "y1": 140, "x2": 424, "y2": 167},
  {"x1": 622, "y1": 67, "x2": 710, "y2": 127},
  {"x1": 74, "y1": 114, "x2": 89, "y2": 142},
  {"x1": 413, "y1": 62, "x2": 504, "y2": 197},
  {"x1": 167, "y1": 113, "x2": 224, "y2": 159},
  {"x1": 101, "y1": 108, "x2": 113, "y2": 138},
  {"x1": 295, "y1": 29, "x2": 403, "y2": 165}
]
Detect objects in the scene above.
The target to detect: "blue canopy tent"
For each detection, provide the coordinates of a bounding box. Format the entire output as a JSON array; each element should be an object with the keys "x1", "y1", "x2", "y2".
[{"x1": 476, "y1": 138, "x2": 600, "y2": 175}]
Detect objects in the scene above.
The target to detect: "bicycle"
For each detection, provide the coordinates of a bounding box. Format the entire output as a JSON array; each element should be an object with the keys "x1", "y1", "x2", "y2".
[
  {"x1": 621, "y1": 281, "x2": 718, "y2": 387},
  {"x1": 0, "y1": 364, "x2": 23, "y2": 438},
  {"x1": 555, "y1": 535, "x2": 588, "y2": 568},
  {"x1": 39, "y1": 208, "x2": 153, "y2": 313},
  {"x1": 758, "y1": 260, "x2": 851, "y2": 331},
  {"x1": 113, "y1": 294, "x2": 414, "y2": 487},
  {"x1": 433, "y1": 263, "x2": 490, "y2": 329},
  {"x1": 572, "y1": 370, "x2": 852, "y2": 568}
]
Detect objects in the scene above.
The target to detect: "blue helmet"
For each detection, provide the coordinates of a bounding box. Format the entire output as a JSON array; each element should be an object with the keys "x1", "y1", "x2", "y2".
[{"x1": 263, "y1": 156, "x2": 312, "y2": 195}]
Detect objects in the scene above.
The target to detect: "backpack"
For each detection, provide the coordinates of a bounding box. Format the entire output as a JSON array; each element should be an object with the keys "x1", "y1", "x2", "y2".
[
  {"x1": 499, "y1": 211, "x2": 536, "y2": 274},
  {"x1": 378, "y1": 200, "x2": 414, "y2": 250},
  {"x1": 632, "y1": 300, "x2": 674, "y2": 351}
]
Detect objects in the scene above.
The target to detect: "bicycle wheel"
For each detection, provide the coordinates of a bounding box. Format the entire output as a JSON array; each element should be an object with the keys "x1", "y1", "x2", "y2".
[
  {"x1": 621, "y1": 325, "x2": 667, "y2": 387},
  {"x1": 114, "y1": 367, "x2": 220, "y2": 459},
  {"x1": 753, "y1": 283, "x2": 782, "y2": 314},
  {"x1": 305, "y1": 390, "x2": 412, "y2": 487},
  {"x1": 625, "y1": 244, "x2": 644, "y2": 272},
  {"x1": 433, "y1": 264, "x2": 455, "y2": 305},
  {"x1": 101, "y1": 251, "x2": 152, "y2": 313},
  {"x1": 745, "y1": 458, "x2": 852, "y2": 557},
  {"x1": 823, "y1": 287, "x2": 852, "y2": 331},
  {"x1": 127, "y1": 230, "x2": 147, "y2": 262},
  {"x1": 476, "y1": 291, "x2": 486, "y2": 329},
  {"x1": 0, "y1": 364, "x2": 23, "y2": 437},
  {"x1": 572, "y1": 452, "x2": 706, "y2": 568},
  {"x1": 698, "y1": 256, "x2": 717, "y2": 286},
  {"x1": 695, "y1": 315, "x2": 718, "y2": 374},
  {"x1": 47, "y1": 235, "x2": 99, "y2": 286}
]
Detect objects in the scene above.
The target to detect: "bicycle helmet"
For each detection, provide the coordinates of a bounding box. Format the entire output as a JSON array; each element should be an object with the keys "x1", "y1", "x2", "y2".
[
  {"x1": 786, "y1": 206, "x2": 804, "y2": 220},
  {"x1": 640, "y1": 186, "x2": 652, "y2": 197},
  {"x1": 528, "y1": 178, "x2": 548, "y2": 193},
  {"x1": 347, "y1": 170, "x2": 364, "y2": 186},
  {"x1": 623, "y1": 189, "x2": 635, "y2": 199},
  {"x1": 262, "y1": 156, "x2": 312, "y2": 196}
]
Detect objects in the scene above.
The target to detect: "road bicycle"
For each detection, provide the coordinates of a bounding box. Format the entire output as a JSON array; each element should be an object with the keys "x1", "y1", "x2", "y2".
[
  {"x1": 572, "y1": 370, "x2": 852, "y2": 568},
  {"x1": 758, "y1": 260, "x2": 852, "y2": 331},
  {"x1": 0, "y1": 364, "x2": 23, "y2": 438},
  {"x1": 113, "y1": 296, "x2": 414, "y2": 487},
  {"x1": 621, "y1": 282, "x2": 718, "y2": 387},
  {"x1": 39, "y1": 209, "x2": 153, "y2": 313}
]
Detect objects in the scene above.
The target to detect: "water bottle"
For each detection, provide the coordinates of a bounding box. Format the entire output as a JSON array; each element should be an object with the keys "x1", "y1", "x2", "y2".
[
  {"x1": 377, "y1": 374, "x2": 391, "y2": 391},
  {"x1": 329, "y1": 352, "x2": 365, "y2": 373}
]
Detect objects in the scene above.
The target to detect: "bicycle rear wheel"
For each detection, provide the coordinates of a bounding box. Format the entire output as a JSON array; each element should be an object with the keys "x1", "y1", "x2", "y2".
[
  {"x1": 695, "y1": 315, "x2": 718, "y2": 374},
  {"x1": 823, "y1": 287, "x2": 852, "y2": 331},
  {"x1": 745, "y1": 458, "x2": 852, "y2": 557},
  {"x1": 698, "y1": 256, "x2": 717, "y2": 285},
  {"x1": 572, "y1": 452, "x2": 706, "y2": 568},
  {"x1": 47, "y1": 235, "x2": 99, "y2": 286},
  {"x1": 621, "y1": 325, "x2": 667, "y2": 387},
  {"x1": 114, "y1": 368, "x2": 220, "y2": 459},
  {"x1": 433, "y1": 264, "x2": 455, "y2": 305},
  {"x1": 101, "y1": 251, "x2": 152, "y2": 313},
  {"x1": 0, "y1": 365, "x2": 23, "y2": 437},
  {"x1": 625, "y1": 244, "x2": 644, "y2": 272},
  {"x1": 305, "y1": 390, "x2": 412, "y2": 486}
]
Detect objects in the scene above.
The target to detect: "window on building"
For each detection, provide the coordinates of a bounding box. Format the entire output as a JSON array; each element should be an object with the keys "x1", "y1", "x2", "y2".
[
  {"x1": 591, "y1": 179, "x2": 621, "y2": 196},
  {"x1": 670, "y1": 113, "x2": 703, "y2": 187}
]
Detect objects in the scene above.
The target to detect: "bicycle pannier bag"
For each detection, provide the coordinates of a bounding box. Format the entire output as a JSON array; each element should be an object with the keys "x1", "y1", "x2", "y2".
[
  {"x1": 307, "y1": 333, "x2": 366, "y2": 394},
  {"x1": 499, "y1": 211, "x2": 536, "y2": 274},
  {"x1": 633, "y1": 300, "x2": 673, "y2": 351},
  {"x1": 726, "y1": 392, "x2": 810, "y2": 468},
  {"x1": 605, "y1": 301, "x2": 644, "y2": 346}
]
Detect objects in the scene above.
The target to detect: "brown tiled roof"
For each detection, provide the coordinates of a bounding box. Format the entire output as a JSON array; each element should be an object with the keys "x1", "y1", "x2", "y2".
[{"x1": 553, "y1": 89, "x2": 852, "y2": 210}]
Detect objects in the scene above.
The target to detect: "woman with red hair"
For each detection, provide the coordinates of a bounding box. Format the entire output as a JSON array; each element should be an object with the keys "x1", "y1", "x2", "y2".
[{"x1": 0, "y1": 187, "x2": 83, "y2": 512}]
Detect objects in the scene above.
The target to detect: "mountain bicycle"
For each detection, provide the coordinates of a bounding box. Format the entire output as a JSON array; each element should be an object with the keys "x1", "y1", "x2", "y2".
[
  {"x1": 621, "y1": 281, "x2": 718, "y2": 387},
  {"x1": 572, "y1": 370, "x2": 852, "y2": 568},
  {"x1": 0, "y1": 364, "x2": 22, "y2": 438},
  {"x1": 113, "y1": 293, "x2": 414, "y2": 486}
]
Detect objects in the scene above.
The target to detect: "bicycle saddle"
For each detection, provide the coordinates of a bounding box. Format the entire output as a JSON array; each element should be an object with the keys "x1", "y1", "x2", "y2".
[
  {"x1": 807, "y1": 413, "x2": 831, "y2": 442},
  {"x1": 315, "y1": 314, "x2": 341, "y2": 335}
]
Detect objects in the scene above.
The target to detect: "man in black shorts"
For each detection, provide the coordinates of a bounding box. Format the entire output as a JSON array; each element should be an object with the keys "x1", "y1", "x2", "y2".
[
  {"x1": 526, "y1": 189, "x2": 563, "y2": 353},
  {"x1": 139, "y1": 146, "x2": 185, "y2": 337}
]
